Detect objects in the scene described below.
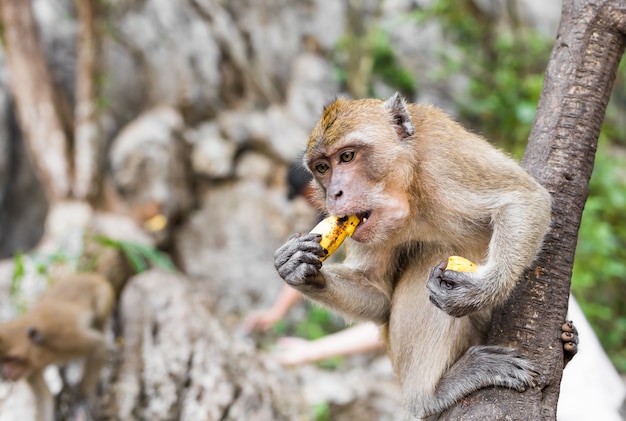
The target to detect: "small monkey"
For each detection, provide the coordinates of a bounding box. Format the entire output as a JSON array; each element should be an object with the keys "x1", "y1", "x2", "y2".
[
  {"x1": 274, "y1": 93, "x2": 578, "y2": 418},
  {"x1": 0, "y1": 272, "x2": 114, "y2": 421}
]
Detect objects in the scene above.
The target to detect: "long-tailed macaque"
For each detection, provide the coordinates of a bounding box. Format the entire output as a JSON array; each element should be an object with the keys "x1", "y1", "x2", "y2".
[
  {"x1": 274, "y1": 93, "x2": 578, "y2": 418},
  {"x1": 0, "y1": 272, "x2": 114, "y2": 421}
]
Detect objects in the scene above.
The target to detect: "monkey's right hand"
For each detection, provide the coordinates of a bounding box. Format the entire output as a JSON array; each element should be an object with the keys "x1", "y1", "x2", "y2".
[{"x1": 274, "y1": 233, "x2": 327, "y2": 288}]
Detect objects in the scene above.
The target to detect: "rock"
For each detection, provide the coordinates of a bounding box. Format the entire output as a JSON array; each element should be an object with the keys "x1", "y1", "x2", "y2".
[
  {"x1": 174, "y1": 143, "x2": 320, "y2": 315},
  {"x1": 104, "y1": 269, "x2": 306, "y2": 420},
  {"x1": 109, "y1": 107, "x2": 193, "y2": 224},
  {"x1": 188, "y1": 122, "x2": 237, "y2": 179},
  {"x1": 286, "y1": 53, "x2": 340, "y2": 130},
  {"x1": 112, "y1": 0, "x2": 222, "y2": 119},
  {"x1": 264, "y1": 105, "x2": 310, "y2": 162},
  {"x1": 174, "y1": 150, "x2": 300, "y2": 314}
]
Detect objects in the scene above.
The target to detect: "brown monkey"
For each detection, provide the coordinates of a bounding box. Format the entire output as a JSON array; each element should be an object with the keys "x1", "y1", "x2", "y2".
[
  {"x1": 0, "y1": 272, "x2": 114, "y2": 421},
  {"x1": 274, "y1": 93, "x2": 577, "y2": 418}
]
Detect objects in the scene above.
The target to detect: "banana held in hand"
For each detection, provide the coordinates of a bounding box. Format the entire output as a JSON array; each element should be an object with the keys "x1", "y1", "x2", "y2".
[
  {"x1": 445, "y1": 256, "x2": 477, "y2": 272},
  {"x1": 310, "y1": 215, "x2": 360, "y2": 261}
]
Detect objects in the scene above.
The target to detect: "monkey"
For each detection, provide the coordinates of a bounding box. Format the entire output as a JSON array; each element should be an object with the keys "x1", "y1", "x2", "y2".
[
  {"x1": 274, "y1": 93, "x2": 578, "y2": 419},
  {"x1": 0, "y1": 272, "x2": 114, "y2": 421}
]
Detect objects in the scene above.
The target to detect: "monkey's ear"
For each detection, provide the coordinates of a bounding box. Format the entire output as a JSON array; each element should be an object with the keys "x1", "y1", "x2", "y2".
[
  {"x1": 27, "y1": 327, "x2": 44, "y2": 345},
  {"x1": 383, "y1": 92, "x2": 414, "y2": 139}
]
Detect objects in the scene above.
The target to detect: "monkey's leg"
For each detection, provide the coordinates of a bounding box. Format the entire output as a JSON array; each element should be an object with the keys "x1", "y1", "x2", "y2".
[
  {"x1": 391, "y1": 273, "x2": 537, "y2": 419},
  {"x1": 407, "y1": 345, "x2": 537, "y2": 418},
  {"x1": 76, "y1": 330, "x2": 107, "y2": 402},
  {"x1": 27, "y1": 371, "x2": 54, "y2": 421}
]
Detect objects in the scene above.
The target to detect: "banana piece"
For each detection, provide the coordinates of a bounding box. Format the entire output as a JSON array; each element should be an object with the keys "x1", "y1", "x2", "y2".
[
  {"x1": 143, "y1": 214, "x2": 168, "y2": 232},
  {"x1": 310, "y1": 215, "x2": 360, "y2": 261},
  {"x1": 445, "y1": 256, "x2": 477, "y2": 272}
]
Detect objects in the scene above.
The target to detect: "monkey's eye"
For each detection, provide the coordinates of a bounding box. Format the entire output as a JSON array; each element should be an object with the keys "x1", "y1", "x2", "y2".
[
  {"x1": 315, "y1": 163, "x2": 329, "y2": 174},
  {"x1": 339, "y1": 151, "x2": 355, "y2": 163}
]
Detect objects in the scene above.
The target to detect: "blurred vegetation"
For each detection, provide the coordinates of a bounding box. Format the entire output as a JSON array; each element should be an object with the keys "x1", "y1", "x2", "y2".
[
  {"x1": 11, "y1": 232, "x2": 174, "y2": 312},
  {"x1": 273, "y1": 305, "x2": 348, "y2": 369},
  {"x1": 572, "y1": 142, "x2": 626, "y2": 372},
  {"x1": 411, "y1": 0, "x2": 551, "y2": 156},
  {"x1": 333, "y1": 0, "x2": 416, "y2": 99}
]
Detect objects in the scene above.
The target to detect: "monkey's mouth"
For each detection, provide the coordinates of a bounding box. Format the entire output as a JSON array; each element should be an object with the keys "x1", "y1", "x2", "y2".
[
  {"x1": 352, "y1": 211, "x2": 371, "y2": 239},
  {"x1": 347, "y1": 211, "x2": 371, "y2": 242},
  {"x1": 356, "y1": 211, "x2": 371, "y2": 225}
]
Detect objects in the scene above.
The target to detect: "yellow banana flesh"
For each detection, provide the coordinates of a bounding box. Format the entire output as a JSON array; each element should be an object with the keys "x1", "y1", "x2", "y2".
[
  {"x1": 445, "y1": 256, "x2": 477, "y2": 272},
  {"x1": 310, "y1": 215, "x2": 360, "y2": 261},
  {"x1": 143, "y1": 214, "x2": 168, "y2": 232}
]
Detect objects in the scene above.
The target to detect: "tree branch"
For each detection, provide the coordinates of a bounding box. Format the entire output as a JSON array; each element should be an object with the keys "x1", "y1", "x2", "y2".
[
  {"x1": 0, "y1": 0, "x2": 71, "y2": 202},
  {"x1": 73, "y1": 0, "x2": 104, "y2": 202}
]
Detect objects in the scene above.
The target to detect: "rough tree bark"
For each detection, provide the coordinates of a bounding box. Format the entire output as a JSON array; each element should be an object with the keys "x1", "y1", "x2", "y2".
[{"x1": 441, "y1": 1, "x2": 626, "y2": 419}]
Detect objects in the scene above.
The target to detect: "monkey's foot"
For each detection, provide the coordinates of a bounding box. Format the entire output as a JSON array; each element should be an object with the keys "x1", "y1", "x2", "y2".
[{"x1": 561, "y1": 320, "x2": 579, "y2": 366}]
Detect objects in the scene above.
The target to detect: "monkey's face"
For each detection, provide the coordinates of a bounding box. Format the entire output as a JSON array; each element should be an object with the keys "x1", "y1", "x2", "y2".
[
  {"x1": 0, "y1": 356, "x2": 29, "y2": 381},
  {"x1": 0, "y1": 336, "x2": 30, "y2": 381},
  {"x1": 0, "y1": 322, "x2": 43, "y2": 382},
  {"x1": 306, "y1": 98, "x2": 414, "y2": 243}
]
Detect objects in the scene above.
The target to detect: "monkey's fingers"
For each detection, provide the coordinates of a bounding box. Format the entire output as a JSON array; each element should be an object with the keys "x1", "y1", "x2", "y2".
[{"x1": 561, "y1": 320, "x2": 579, "y2": 364}]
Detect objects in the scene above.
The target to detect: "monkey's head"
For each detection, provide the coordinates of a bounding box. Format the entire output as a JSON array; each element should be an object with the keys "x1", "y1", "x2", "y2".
[
  {"x1": 0, "y1": 322, "x2": 44, "y2": 381},
  {"x1": 305, "y1": 93, "x2": 418, "y2": 243}
]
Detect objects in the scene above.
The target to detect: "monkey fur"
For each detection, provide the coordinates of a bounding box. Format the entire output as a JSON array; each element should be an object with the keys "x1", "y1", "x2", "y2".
[
  {"x1": 275, "y1": 93, "x2": 577, "y2": 418},
  {"x1": 0, "y1": 272, "x2": 114, "y2": 421}
]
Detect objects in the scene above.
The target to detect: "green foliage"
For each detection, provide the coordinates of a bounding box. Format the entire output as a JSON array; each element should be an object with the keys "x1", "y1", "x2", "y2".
[
  {"x1": 293, "y1": 306, "x2": 344, "y2": 341},
  {"x1": 91, "y1": 235, "x2": 176, "y2": 273},
  {"x1": 412, "y1": 0, "x2": 551, "y2": 155},
  {"x1": 10, "y1": 250, "x2": 69, "y2": 312},
  {"x1": 272, "y1": 305, "x2": 345, "y2": 342},
  {"x1": 332, "y1": 23, "x2": 416, "y2": 98},
  {"x1": 10, "y1": 232, "x2": 174, "y2": 309},
  {"x1": 312, "y1": 402, "x2": 331, "y2": 421},
  {"x1": 571, "y1": 142, "x2": 626, "y2": 371},
  {"x1": 271, "y1": 305, "x2": 347, "y2": 369},
  {"x1": 369, "y1": 28, "x2": 416, "y2": 97}
]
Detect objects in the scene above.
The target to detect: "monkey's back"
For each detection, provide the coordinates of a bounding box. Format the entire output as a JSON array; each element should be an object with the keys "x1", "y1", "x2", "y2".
[{"x1": 38, "y1": 272, "x2": 114, "y2": 321}]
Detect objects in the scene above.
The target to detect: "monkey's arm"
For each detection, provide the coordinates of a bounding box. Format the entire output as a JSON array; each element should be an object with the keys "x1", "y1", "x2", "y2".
[
  {"x1": 428, "y1": 188, "x2": 552, "y2": 317},
  {"x1": 274, "y1": 233, "x2": 392, "y2": 323}
]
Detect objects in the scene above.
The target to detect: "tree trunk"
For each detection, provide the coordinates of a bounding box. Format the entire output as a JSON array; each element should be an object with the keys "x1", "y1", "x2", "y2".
[
  {"x1": 0, "y1": 0, "x2": 71, "y2": 202},
  {"x1": 73, "y1": 0, "x2": 104, "y2": 202},
  {"x1": 440, "y1": 1, "x2": 626, "y2": 419}
]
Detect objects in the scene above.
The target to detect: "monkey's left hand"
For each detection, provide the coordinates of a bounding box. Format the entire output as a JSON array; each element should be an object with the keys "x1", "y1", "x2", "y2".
[{"x1": 427, "y1": 260, "x2": 484, "y2": 317}]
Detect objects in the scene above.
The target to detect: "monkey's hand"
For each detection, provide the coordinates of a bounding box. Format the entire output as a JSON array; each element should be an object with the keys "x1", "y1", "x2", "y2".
[
  {"x1": 427, "y1": 260, "x2": 484, "y2": 317},
  {"x1": 274, "y1": 233, "x2": 327, "y2": 288}
]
